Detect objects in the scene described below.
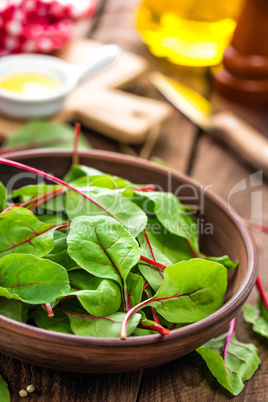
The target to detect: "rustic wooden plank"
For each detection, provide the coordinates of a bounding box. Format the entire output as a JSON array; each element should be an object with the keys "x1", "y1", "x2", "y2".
[{"x1": 0, "y1": 354, "x2": 143, "y2": 402}]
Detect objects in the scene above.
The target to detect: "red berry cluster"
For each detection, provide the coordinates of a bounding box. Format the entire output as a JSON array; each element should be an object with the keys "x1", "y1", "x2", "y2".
[{"x1": 0, "y1": 0, "x2": 97, "y2": 56}]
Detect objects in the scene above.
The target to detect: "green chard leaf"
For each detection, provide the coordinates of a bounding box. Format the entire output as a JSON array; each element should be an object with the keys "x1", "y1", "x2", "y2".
[
  {"x1": 243, "y1": 303, "x2": 268, "y2": 338},
  {"x1": 10, "y1": 184, "x2": 65, "y2": 213},
  {"x1": 0, "y1": 297, "x2": 28, "y2": 322},
  {"x1": 3, "y1": 120, "x2": 91, "y2": 150},
  {"x1": 64, "y1": 165, "x2": 104, "y2": 183},
  {"x1": 0, "y1": 254, "x2": 70, "y2": 304},
  {"x1": 68, "y1": 270, "x2": 121, "y2": 316},
  {"x1": 31, "y1": 306, "x2": 73, "y2": 334},
  {"x1": 126, "y1": 272, "x2": 143, "y2": 308},
  {"x1": 11, "y1": 184, "x2": 59, "y2": 200},
  {"x1": 125, "y1": 259, "x2": 227, "y2": 326},
  {"x1": 134, "y1": 190, "x2": 199, "y2": 250},
  {"x1": 65, "y1": 310, "x2": 141, "y2": 338},
  {"x1": 138, "y1": 227, "x2": 170, "y2": 292},
  {"x1": 67, "y1": 215, "x2": 140, "y2": 285},
  {"x1": 64, "y1": 164, "x2": 135, "y2": 190},
  {"x1": 0, "y1": 375, "x2": 10, "y2": 402},
  {"x1": 152, "y1": 259, "x2": 227, "y2": 323},
  {"x1": 143, "y1": 217, "x2": 194, "y2": 264},
  {"x1": 0, "y1": 182, "x2": 7, "y2": 212},
  {"x1": 197, "y1": 333, "x2": 260, "y2": 395},
  {"x1": 44, "y1": 232, "x2": 77, "y2": 270},
  {"x1": 203, "y1": 255, "x2": 238, "y2": 270},
  {"x1": 65, "y1": 187, "x2": 147, "y2": 238},
  {"x1": 0, "y1": 207, "x2": 62, "y2": 258}
]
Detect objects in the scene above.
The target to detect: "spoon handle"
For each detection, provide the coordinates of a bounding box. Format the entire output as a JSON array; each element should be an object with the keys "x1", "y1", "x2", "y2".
[{"x1": 76, "y1": 44, "x2": 121, "y2": 83}]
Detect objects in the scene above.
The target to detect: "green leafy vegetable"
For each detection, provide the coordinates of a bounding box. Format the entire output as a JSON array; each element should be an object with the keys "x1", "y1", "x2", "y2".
[
  {"x1": 0, "y1": 375, "x2": 10, "y2": 402},
  {"x1": 197, "y1": 333, "x2": 260, "y2": 395},
  {"x1": 31, "y1": 306, "x2": 73, "y2": 334},
  {"x1": 0, "y1": 207, "x2": 62, "y2": 258},
  {"x1": 0, "y1": 254, "x2": 70, "y2": 304},
  {"x1": 243, "y1": 303, "x2": 268, "y2": 338},
  {"x1": 67, "y1": 215, "x2": 140, "y2": 285},
  {"x1": 2, "y1": 120, "x2": 91, "y2": 151},
  {"x1": 120, "y1": 259, "x2": 227, "y2": 339},
  {"x1": 0, "y1": 183, "x2": 7, "y2": 213},
  {"x1": 69, "y1": 269, "x2": 121, "y2": 316},
  {"x1": 65, "y1": 187, "x2": 147, "y2": 237},
  {"x1": 64, "y1": 309, "x2": 141, "y2": 338},
  {"x1": 0, "y1": 297, "x2": 28, "y2": 322}
]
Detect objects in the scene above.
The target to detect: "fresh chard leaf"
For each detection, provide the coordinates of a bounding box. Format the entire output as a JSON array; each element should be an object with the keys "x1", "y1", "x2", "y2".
[
  {"x1": 65, "y1": 187, "x2": 147, "y2": 238},
  {"x1": 10, "y1": 184, "x2": 59, "y2": 201},
  {"x1": 64, "y1": 165, "x2": 104, "y2": 183},
  {"x1": 64, "y1": 309, "x2": 141, "y2": 338},
  {"x1": 243, "y1": 303, "x2": 268, "y2": 338},
  {"x1": 203, "y1": 255, "x2": 238, "y2": 270},
  {"x1": 0, "y1": 375, "x2": 10, "y2": 402},
  {"x1": 134, "y1": 190, "x2": 198, "y2": 249},
  {"x1": 0, "y1": 297, "x2": 28, "y2": 322},
  {"x1": 67, "y1": 215, "x2": 140, "y2": 285},
  {"x1": 138, "y1": 314, "x2": 170, "y2": 336},
  {"x1": 69, "y1": 270, "x2": 121, "y2": 316},
  {"x1": 68, "y1": 173, "x2": 134, "y2": 190},
  {"x1": 0, "y1": 182, "x2": 7, "y2": 212},
  {"x1": 0, "y1": 207, "x2": 65, "y2": 258},
  {"x1": 3, "y1": 120, "x2": 91, "y2": 151},
  {"x1": 126, "y1": 272, "x2": 143, "y2": 308},
  {"x1": 31, "y1": 306, "x2": 73, "y2": 334},
  {"x1": 197, "y1": 333, "x2": 260, "y2": 395},
  {"x1": 64, "y1": 164, "x2": 136, "y2": 189},
  {"x1": 0, "y1": 254, "x2": 70, "y2": 304},
  {"x1": 153, "y1": 259, "x2": 227, "y2": 323},
  {"x1": 138, "y1": 262, "x2": 164, "y2": 293},
  {"x1": 138, "y1": 227, "x2": 170, "y2": 292},
  {"x1": 143, "y1": 217, "x2": 194, "y2": 264},
  {"x1": 121, "y1": 259, "x2": 227, "y2": 339},
  {"x1": 10, "y1": 184, "x2": 65, "y2": 213},
  {"x1": 44, "y1": 232, "x2": 77, "y2": 270}
]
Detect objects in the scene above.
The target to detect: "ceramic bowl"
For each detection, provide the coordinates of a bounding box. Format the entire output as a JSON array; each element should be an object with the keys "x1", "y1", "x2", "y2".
[
  {"x1": 0, "y1": 45, "x2": 120, "y2": 119},
  {"x1": 0, "y1": 149, "x2": 257, "y2": 373}
]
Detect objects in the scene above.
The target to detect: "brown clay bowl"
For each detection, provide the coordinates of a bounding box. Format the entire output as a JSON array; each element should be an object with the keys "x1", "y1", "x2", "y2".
[{"x1": 0, "y1": 149, "x2": 257, "y2": 373}]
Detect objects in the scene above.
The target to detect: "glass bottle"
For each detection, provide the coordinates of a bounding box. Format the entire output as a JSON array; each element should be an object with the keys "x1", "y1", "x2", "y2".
[{"x1": 136, "y1": 0, "x2": 244, "y2": 67}]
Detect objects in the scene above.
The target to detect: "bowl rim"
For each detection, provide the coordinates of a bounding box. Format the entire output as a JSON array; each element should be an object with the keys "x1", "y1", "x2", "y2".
[{"x1": 0, "y1": 148, "x2": 258, "y2": 347}]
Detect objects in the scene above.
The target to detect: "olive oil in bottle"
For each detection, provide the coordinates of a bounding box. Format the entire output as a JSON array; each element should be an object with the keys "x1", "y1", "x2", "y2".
[{"x1": 136, "y1": 0, "x2": 244, "y2": 66}]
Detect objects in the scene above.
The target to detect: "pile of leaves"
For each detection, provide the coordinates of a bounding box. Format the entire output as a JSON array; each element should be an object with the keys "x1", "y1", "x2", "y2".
[{"x1": 0, "y1": 156, "x2": 264, "y2": 399}]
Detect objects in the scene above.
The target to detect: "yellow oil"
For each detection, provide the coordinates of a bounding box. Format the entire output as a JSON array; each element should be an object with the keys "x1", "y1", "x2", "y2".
[
  {"x1": 136, "y1": 0, "x2": 244, "y2": 66},
  {"x1": 0, "y1": 73, "x2": 62, "y2": 98}
]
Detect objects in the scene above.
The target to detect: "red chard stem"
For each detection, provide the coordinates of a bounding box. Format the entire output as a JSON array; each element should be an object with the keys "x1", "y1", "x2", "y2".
[
  {"x1": 151, "y1": 306, "x2": 160, "y2": 324},
  {"x1": 44, "y1": 303, "x2": 54, "y2": 318},
  {"x1": 256, "y1": 276, "x2": 268, "y2": 310},
  {"x1": 143, "y1": 229, "x2": 156, "y2": 261},
  {"x1": 121, "y1": 297, "x2": 154, "y2": 339},
  {"x1": 0, "y1": 204, "x2": 19, "y2": 214},
  {"x1": 136, "y1": 185, "x2": 155, "y2": 192},
  {"x1": 223, "y1": 317, "x2": 236, "y2": 362},
  {"x1": 185, "y1": 239, "x2": 199, "y2": 258},
  {"x1": 73, "y1": 122, "x2": 81, "y2": 166},
  {"x1": 140, "y1": 255, "x2": 166, "y2": 270},
  {"x1": 137, "y1": 322, "x2": 170, "y2": 336}
]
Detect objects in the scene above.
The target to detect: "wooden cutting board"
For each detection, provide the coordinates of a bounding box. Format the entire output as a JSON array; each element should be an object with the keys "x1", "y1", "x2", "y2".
[{"x1": 0, "y1": 39, "x2": 171, "y2": 144}]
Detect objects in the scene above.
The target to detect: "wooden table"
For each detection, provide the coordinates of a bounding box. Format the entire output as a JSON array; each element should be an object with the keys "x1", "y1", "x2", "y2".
[{"x1": 1, "y1": 1, "x2": 268, "y2": 400}]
